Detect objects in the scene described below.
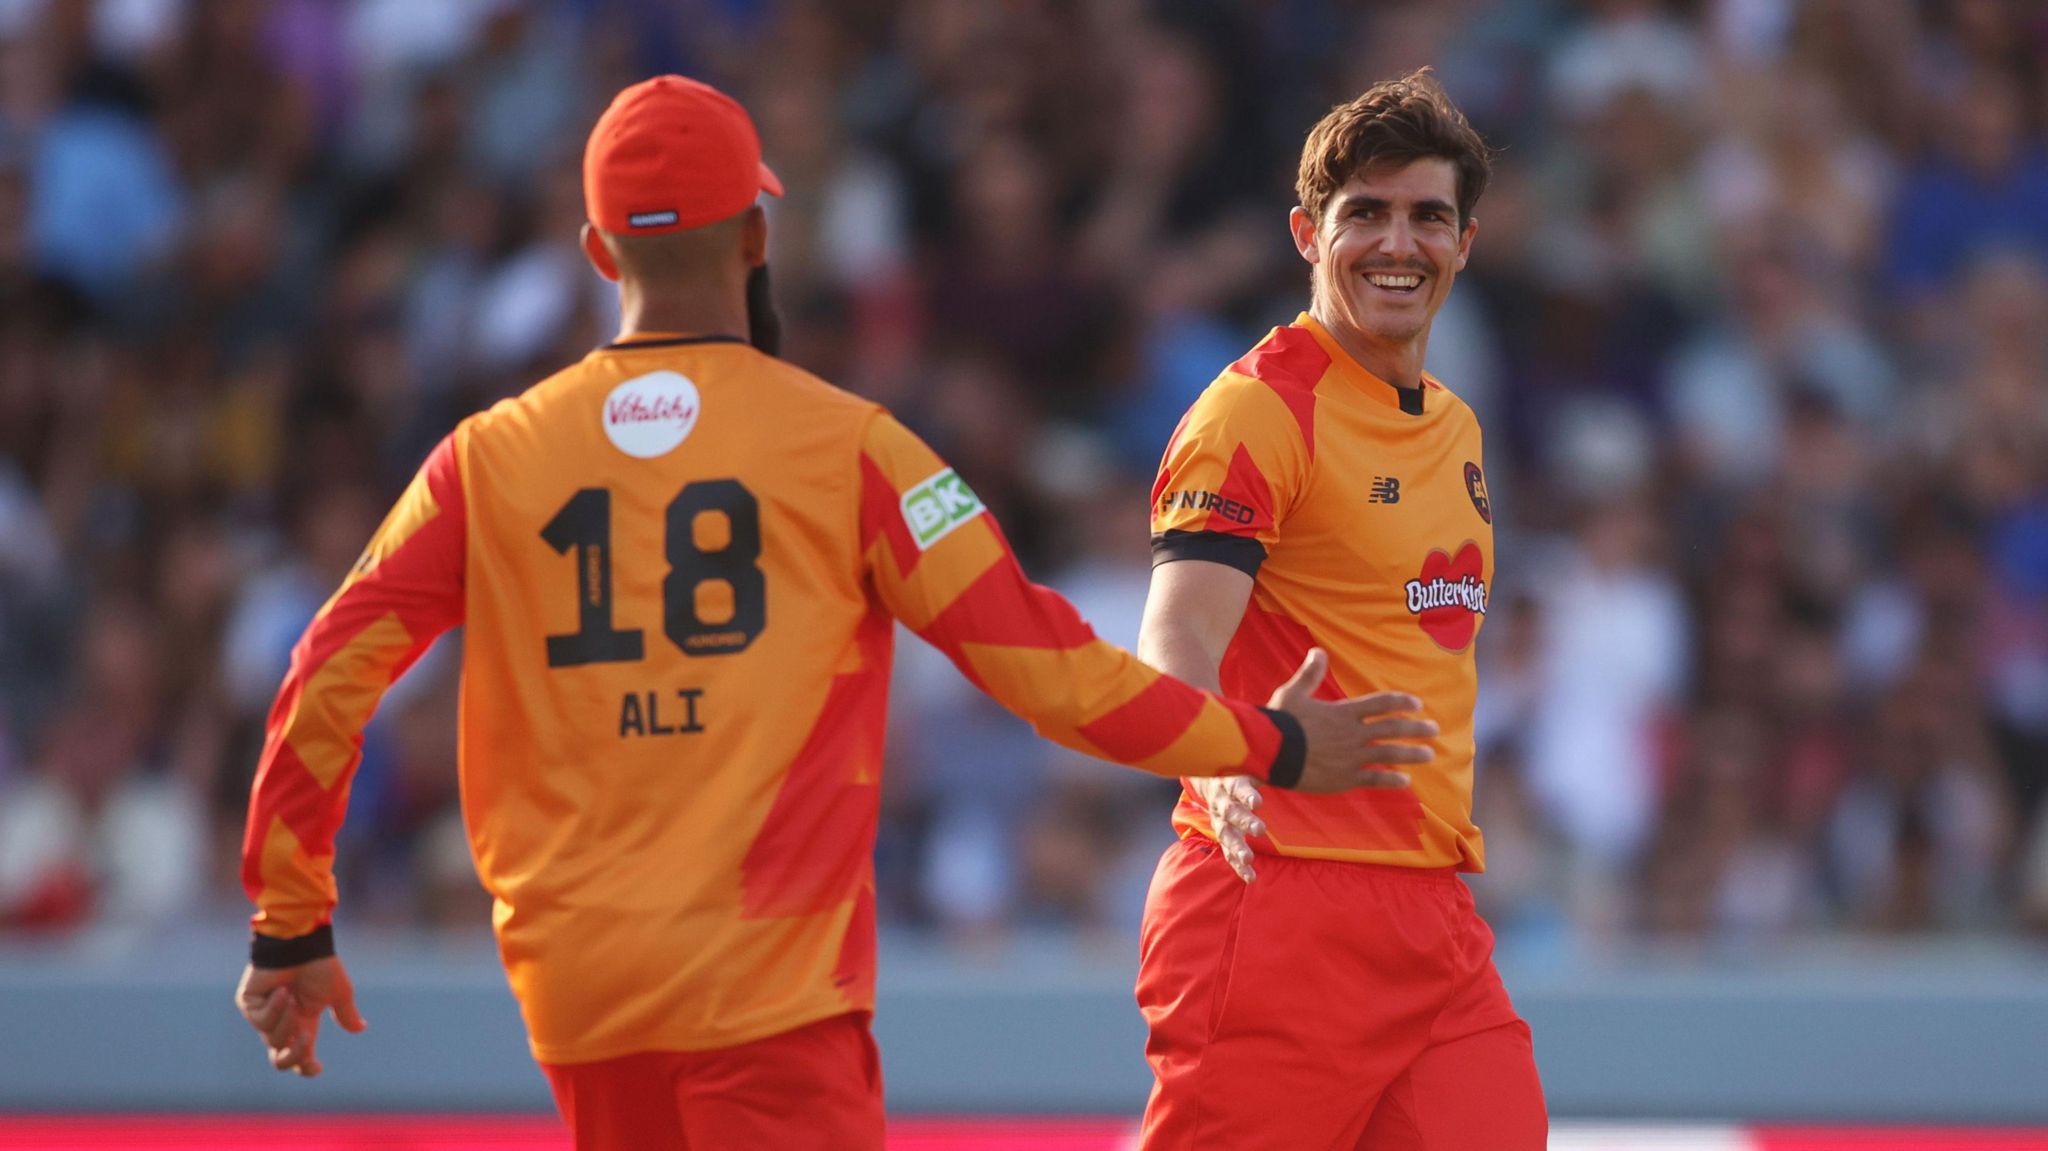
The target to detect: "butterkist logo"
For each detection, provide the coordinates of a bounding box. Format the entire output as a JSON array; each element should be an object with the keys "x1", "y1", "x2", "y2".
[
  {"x1": 1405, "y1": 542, "x2": 1487, "y2": 652},
  {"x1": 1406, "y1": 575, "x2": 1487, "y2": 614}
]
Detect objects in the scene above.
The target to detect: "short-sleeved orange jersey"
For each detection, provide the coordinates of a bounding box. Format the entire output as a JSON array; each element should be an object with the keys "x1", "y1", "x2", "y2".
[
  {"x1": 1151, "y1": 313, "x2": 1495, "y2": 870},
  {"x1": 243, "y1": 335, "x2": 1306, "y2": 1064}
]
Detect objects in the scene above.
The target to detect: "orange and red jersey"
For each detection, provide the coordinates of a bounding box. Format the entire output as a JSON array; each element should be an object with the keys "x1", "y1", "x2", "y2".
[
  {"x1": 243, "y1": 334, "x2": 1304, "y2": 1064},
  {"x1": 1151, "y1": 313, "x2": 1496, "y2": 871}
]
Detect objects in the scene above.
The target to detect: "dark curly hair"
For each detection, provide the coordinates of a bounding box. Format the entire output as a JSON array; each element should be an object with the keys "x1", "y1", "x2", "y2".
[{"x1": 1296, "y1": 68, "x2": 1494, "y2": 227}]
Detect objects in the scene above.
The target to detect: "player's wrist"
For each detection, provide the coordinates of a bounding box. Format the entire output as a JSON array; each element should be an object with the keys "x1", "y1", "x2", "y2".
[
  {"x1": 1256, "y1": 707, "x2": 1305, "y2": 789},
  {"x1": 250, "y1": 923, "x2": 336, "y2": 969}
]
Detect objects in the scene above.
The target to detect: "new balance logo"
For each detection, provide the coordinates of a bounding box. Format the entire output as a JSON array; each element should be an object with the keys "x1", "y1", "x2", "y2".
[{"x1": 1368, "y1": 477, "x2": 1401, "y2": 504}]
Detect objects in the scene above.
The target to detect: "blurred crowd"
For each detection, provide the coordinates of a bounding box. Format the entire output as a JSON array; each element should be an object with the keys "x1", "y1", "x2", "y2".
[{"x1": 0, "y1": 0, "x2": 2045, "y2": 957}]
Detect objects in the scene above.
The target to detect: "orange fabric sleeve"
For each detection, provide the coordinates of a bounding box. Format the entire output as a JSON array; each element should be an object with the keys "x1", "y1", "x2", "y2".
[
  {"x1": 242, "y1": 432, "x2": 468, "y2": 944},
  {"x1": 1150, "y1": 373, "x2": 1312, "y2": 576},
  {"x1": 856, "y1": 413, "x2": 1300, "y2": 784}
]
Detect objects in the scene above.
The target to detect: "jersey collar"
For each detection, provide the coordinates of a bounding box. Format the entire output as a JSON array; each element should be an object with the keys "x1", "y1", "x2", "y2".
[
  {"x1": 1295, "y1": 312, "x2": 1436, "y2": 417},
  {"x1": 602, "y1": 332, "x2": 748, "y2": 351}
]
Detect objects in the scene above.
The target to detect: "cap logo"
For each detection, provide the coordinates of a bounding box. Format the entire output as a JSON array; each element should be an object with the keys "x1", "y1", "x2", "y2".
[
  {"x1": 628, "y1": 210, "x2": 680, "y2": 229},
  {"x1": 603, "y1": 371, "x2": 701, "y2": 458}
]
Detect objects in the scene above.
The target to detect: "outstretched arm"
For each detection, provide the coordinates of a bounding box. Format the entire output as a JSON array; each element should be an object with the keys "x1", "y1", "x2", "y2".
[{"x1": 857, "y1": 413, "x2": 1427, "y2": 792}]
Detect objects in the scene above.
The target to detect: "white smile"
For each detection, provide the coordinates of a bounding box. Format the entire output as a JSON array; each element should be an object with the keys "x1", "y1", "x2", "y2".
[{"x1": 1366, "y1": 273, "x2": 1423, "y2": 291}]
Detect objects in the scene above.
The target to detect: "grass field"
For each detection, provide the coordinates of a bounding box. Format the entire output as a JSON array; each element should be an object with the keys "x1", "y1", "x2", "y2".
[{"x1": 3, "y1": 1119, "x2": 2048, "y2": 1150}]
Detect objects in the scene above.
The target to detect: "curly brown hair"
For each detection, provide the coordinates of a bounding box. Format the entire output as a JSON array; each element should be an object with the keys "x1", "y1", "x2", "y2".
[{"x1": 1296, "y1": 68, "x2": 1493, "y2": 227}]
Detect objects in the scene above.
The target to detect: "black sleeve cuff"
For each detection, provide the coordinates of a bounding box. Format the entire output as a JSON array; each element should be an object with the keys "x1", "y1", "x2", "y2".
[
  {"x1": 1258, "y1": 707, "x2": 1306, "y2": 790},
  {"x1": 1151, "y1": 530, "x2": 1266, "y2": 577},
  {"x1": 251, "y1": 924, "x2": 335, "y2": 969}
]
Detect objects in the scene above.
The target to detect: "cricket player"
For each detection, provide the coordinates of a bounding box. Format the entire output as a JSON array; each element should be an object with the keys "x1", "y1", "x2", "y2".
[
  {"x1": 1134, "y1": 69, "x2": 1548, "y2": 1148},
  {"x1": 231, "y1": 75, "x2": 1434, "y2": 1150}
]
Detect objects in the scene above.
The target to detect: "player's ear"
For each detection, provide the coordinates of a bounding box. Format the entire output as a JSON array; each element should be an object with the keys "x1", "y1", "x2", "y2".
[
  {"x1": 740, "y1": 204, "x2": 768, "y2": 268},
  {"x1": 581, "y1": 224, "x2": 621, "y2": 282},
  {"x1": 1454, "y1": 216, "x2": 1477, "y2": 272},
  {"x1": 1289, "y1": 206, "x2": 1320, "y2": 265}
]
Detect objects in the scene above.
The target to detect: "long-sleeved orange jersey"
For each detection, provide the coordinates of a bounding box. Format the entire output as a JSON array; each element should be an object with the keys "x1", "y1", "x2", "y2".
[
  {"x1": 243, "y1": 334, "x2": 1304, "y2": 1063},
  {"x1": 1151, "y1": 313, "x2": 1495, "y2": 871}
]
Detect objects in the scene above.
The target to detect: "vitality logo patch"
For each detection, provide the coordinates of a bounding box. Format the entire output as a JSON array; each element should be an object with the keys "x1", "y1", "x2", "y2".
[
  {"x1": 1405, "y1": 542, "x2": 1487, "y2": 652},
  {"x1": 902, "y1": 468, "x2": 985, "y2": 550},
  {"x1": 602, "y1": 371, "x2": 701, "y2": 458}
]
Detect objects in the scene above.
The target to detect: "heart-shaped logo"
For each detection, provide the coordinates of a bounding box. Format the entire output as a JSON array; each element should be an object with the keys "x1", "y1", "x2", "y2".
[{"x1": 1405, "y1": 542, "x2": 1487, "y2": 652}]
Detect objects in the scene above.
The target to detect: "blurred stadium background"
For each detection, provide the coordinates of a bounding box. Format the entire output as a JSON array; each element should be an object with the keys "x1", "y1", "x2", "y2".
[{"x1": 1, "y1": 0, "x2": 2046, "y2": 1146}]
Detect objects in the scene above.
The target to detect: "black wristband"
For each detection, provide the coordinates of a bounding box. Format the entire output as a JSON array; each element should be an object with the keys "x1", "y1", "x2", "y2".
[
  {"x1": 250, "y1": 924, "x2": 335, "y2": 969},
  {"x1": 1258, "y1": 707, "x2": 1306, "y2": 790}
]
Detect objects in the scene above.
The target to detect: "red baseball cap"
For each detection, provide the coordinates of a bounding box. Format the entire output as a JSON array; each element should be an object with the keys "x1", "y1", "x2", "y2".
[{"x1": 583, "y1": 75, "x2": 783, "y2": 235}]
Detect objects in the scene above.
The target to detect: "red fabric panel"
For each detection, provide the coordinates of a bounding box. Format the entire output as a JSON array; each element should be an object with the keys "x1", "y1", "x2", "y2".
[
  {"x1": 1227, "y1": 325, "x2": 1323, "y2": 462},
  {"x1": 832, "y1": 883, "x2": 878, "y2": 998},
  {"x1": 859, "y1": 451, "x2": 924, "y2": 578},
  {"x1": 238, "y1": 741, "x2": 341, "y2": 904},
  {"x1": 1221, "y1": 597, "x2": 1346, "y2": 704},
  {"x1": 1075, "y1": 674, "x2": 1208, "y2": 764},
  {"x1": 740, "y1": 607, "x2": 890, "y2": 918},
  {"x1": 916, "y1": 562, "x2": 1097, "y2": 662},
  {"x1": 1219, "y1": 599, "x2": 1426, "y2": 851},
  {"x1": 1207, "y1": 442, "x2": 1275, "y2": 537}
]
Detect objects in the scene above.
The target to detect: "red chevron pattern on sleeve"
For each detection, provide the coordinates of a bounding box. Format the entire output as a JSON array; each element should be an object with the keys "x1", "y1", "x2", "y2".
[
  {"x1": 1226, "y1": 324, "x2": 1323, "y2": 462},
  {"x1": 857, "y1": 413, "x2": 1287, "y2": 782},
  {"x1": 1150, "y1": 347, "x2": 1315, "y2": 562},
  {"x1": 242, "y1": 432, "x2": 468, "y2": 939}
]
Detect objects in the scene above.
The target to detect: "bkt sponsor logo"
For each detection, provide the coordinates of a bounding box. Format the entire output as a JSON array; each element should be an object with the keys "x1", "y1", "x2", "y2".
[
  {"x1": 1160, "y1": 489, "x2": 1255, "y2": 525},
  {"x1": 903, "y1": 468, "x2": 986, "y2": 549}
]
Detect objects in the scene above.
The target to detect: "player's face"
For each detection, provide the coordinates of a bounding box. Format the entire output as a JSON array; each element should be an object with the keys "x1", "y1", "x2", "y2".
[{"x1": 1294, "y1": 158, "x2": 1476, "y2": 351}]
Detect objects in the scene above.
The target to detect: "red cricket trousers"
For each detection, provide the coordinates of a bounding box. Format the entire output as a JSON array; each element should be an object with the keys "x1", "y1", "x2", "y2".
[
  {"x1": 1137, "y1": 837, "x2": 1546, "y2": 1150},
  {"x1": 541, "y1": 1011, "x2": 884, "y2": 1150}
]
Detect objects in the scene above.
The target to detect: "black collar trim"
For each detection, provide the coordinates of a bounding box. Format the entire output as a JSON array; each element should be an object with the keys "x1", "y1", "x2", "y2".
[
  {"x1": 602, "y1": 335, "x2": 748, "y2": 351},
  {"x1": 1398, "y1": 385, "x2": 1425, "y2": 416}
]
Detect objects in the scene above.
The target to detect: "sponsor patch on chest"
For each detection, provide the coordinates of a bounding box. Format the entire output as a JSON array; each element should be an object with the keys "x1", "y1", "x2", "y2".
[{"x1": 1404, "y1": 541, "x2": 1488, "y2": 652}]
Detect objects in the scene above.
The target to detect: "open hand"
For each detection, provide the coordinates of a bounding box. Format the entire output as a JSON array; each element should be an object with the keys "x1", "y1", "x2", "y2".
[
  {"x1": 1190, "y1": 774, "x2": 1266, "y2": 882},
  {"x1": 1195, "y1": 650, "x2": 1436, "y2": 883},
  {"x1": 1270, "y1": 648, "x2": 1436, "y2": 796}
]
